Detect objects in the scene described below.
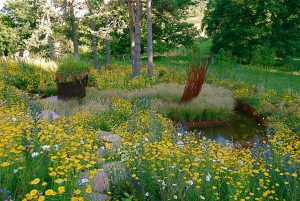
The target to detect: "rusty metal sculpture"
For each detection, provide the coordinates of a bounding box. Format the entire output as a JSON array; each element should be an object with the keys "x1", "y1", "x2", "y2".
[{"x1": 181, "y1": 55, "x2": 211, "y2": 102}]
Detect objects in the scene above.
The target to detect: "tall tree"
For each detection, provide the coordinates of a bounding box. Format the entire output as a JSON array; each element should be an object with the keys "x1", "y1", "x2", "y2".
[
  {"x1": 64, "y1": 0, "x2": 80, "y2": 58},
  {"x1": 133, "y1": 0, "x2": 142, "y2": 77},
  {"x1": 203, "y1": 0, "x2": 300, "y2": 62},
  {"x1": 26, "y1": 0, "x2": 57, "y2": 60},
  {"x1": 146, "y1": 0, "x2": 153, "y2": 76},
  {"x1": 127, "y1": 0, "x2": 135, "y2": 65},
  {"x1": 87, "y1": 0, "x2": 100, "y2": 69}
]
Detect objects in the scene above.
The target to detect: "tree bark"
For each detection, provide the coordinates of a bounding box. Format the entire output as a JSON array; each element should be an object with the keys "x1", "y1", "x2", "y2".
[
  {"x1": 88, "y1": 0, "x2": 100, "y2": 69},
  {"x1": 46, "y1": 13, "x2": 56, "y2": 60},
  {"x1": 105, "y1": 18, "x2": 111, "y2": 66},
  {"x1": 127, "y1": 0, "x2": 135, "y2": 66},
  {"x1": 133, "y1": 0, "x2": 142, "y2": 77},
  {"x1": 106, "y1": 39, "x2": 111, "y2": 66},
  {"x1": 70, "y1": 1, "x2": 79, "y2": 58},
  {"x1": 146, "y1": 0, "x2": 153, "y2": 76},
  {"x1": 48, "y1": 36, "x2": 56, "y2": 60}
]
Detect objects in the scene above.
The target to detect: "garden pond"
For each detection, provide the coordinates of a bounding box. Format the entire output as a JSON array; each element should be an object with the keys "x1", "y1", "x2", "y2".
[{"x1": 192, "y1": 111, "x2": 265, "y2": 146}]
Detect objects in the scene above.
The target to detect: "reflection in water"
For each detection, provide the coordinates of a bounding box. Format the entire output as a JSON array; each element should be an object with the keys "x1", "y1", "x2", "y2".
[{"x1": 193, "y1": 112, "x2": 265, "y2": 146}]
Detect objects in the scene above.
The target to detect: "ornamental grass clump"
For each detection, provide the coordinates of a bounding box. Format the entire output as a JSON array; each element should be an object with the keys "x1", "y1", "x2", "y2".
[
  {"x1": 56, "y1": 57, "x2": 90, "y2": 83},
  {"x1": 96, "y1": 83, "x2": 235, "y2": 121}
]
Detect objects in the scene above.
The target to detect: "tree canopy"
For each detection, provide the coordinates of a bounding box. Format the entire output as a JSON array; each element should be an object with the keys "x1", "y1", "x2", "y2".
[{"x1": 203, "y1": 0, "x2": 300, "y2": 63}]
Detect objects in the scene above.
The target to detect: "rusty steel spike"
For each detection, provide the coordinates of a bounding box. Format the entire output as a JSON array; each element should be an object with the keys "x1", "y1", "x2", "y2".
[{"x1": 181, "y1": 56, "x2": 211, "y2": 103}]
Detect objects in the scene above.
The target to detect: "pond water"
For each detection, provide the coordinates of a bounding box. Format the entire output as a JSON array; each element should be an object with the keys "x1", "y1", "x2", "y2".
[{"x1": 192, "y1": 111, "x2": 265, "y2": 146}]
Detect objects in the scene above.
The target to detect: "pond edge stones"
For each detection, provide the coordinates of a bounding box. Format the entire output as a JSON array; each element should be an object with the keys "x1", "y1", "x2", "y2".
[{"x1": 90, "y1": 131, "x2": 125, "y2": 201}]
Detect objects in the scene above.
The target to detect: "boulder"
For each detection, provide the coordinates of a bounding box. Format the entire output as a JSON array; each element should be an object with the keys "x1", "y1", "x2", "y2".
[
  {"x1": 40, "y1": 110, "x2": 60, "y2": 120},
  {"x1": 91, "y1": 193, "x2": 110, "y2": 201},
  {"x1": 93, "y1": 171, "x2": 109, "y2": 193}
]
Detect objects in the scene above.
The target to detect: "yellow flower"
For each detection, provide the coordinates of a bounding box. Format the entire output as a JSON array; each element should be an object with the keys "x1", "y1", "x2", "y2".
[
  {"x1": 25, "y1": 194, "x2": 33, "y2": 200},
  {"x1": 45, "y1": 189, "x2": 57, "y2": 196},
  {"x1": 30, "y1": 189, "x2": 38, "y2": 196},
  {"x1": 85, "y1": 185, "x2": 92, "y2": 194},
  {"x1": 49, "y1": 171, "x2": 57, "y2": 177},
  {"x1": 292, "y1": 173, "x2": 297, "y2": 177},
  {"x1": 71, "y1": 197, "x2": 79, "y2": 201},
  {"x1": 74, "y1": 189, "x2": 81, "y2": 195},
  {"x1": 58, "y1": 186, "x2": 65, "y2": 194},
  {"x1": 30, "y1": 178, "x2": 40, "y2": 185},
  {"x1": 38, "y1": 196, "x2": 45, "y2": 201},
  {"x1": 0, "y1": 162, "x2": 11, "y2": 167},
  {"x1": 42, "y1": 182, "x2": 47, "y2": 186}
]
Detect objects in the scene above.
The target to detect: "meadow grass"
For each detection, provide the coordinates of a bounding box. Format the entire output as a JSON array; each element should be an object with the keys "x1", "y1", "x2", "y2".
[{"x1": 111, "y1": 39, "x2": 300, "y2": 93}]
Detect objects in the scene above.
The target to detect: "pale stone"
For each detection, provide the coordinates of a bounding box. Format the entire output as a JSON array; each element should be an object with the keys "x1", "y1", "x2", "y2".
[
  {"x1": 40, "y1": 110, "x2": 60, "y2": 120},
  {"x1": 93, "y1": 171, "x2": 109, "y2": 193},
  {"x1": 43, "y1": 96, "x2": 58, "y2": 104},
  {"x1": 91, "y1": 193, "x2": 110, "y2": 201},
  {"x1": 101, "y1": 134, "x2": 121, "y2": 143}
]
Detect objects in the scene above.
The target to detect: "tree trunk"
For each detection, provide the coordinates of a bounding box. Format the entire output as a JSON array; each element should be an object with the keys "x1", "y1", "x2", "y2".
[
  {"x1": 133, "y1": 0, "x2": 142, "y2": 77},
  {"x1": 106, "y1": 39, "x2": 111, "y2": 66},
  {"x1": 48, "y1": 36, "x2": 56, "y2": 60},
  {"x1": 46, "y1": 13, "x2": 56, "y2": 60},
  {"x1": 105, "y1": 18, "x2": 111, "y2": 66},
  {"x1": 146, "y1": 0, "x2": 153, "y2": 76},
  {"x1": 70, "y1": 2, "x2": 79, "y2": 58},
  {"x1": 127, "y1": 0, "x2": 135, "y2": 66},
  {"x1": 88, "y1": 0, "x2": 100, "y2": 69}
]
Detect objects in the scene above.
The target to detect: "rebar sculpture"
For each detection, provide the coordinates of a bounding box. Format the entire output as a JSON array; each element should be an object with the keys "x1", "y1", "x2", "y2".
[{"x1": 181, "y1": 55, "x2": 211, "y2": 102}]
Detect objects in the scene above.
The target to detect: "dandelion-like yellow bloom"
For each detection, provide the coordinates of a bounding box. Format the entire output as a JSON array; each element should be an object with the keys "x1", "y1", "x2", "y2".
[{"x1": 30, "y1": 178, "x2": 40, "y2": 185}]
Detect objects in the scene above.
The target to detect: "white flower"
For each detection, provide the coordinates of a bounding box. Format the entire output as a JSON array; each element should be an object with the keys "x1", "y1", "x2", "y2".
[
  {"x1": 11, "y1": 117, "x2": 17, "y2": 122},
  {"x1": 169, "y1": 166, "x2": 175, "y2": 169},
  {"x1": 54, "y1": 144, "x2": 59, "y2": 151},
  {"x1": 220, "y1": 166, "x2": 228, "y2": 171},
  {"x1": 13, "y1": 169, "x2": 18, "y2": 174},
  {"x1": 177, "y1": 141, "x2": 184, "y2": 148},
  {"x1": 144, "y1": 138, "x2": 149, "y2": 142},
  {"x1": 177, "y1": 132, "x2": 183, "y2": 137},
  {"x1": 31, "y1": 152, "x2": 39, "y2": 158},
  {"x1": 81, "y1": 178, "x2": 90, "y2": 184},
  {"x1": 200, "y1": 195, "x2": 205, "y2": 200},
  {"x1": 56, "y1": 179, "x2": 64, "y2": 184},
  {"x1": 145, "y1": 192, "x2": 149, "y2": 197},
  {"x1": 212, "y1": 158, "x2": 222, "y2": 163},
  {"x1": 162, "y1": 181, "x2": 167, "y2": 189},
  {"x1": 195, "y1": 158, "x2": 200, "y2": 162},
  {"x1": 174, "y1": 195, "x2": 178, "y2": 199},
  {"x1": 41, "y1": 145, "x2": 50, "y2": 151},
  {"x1": 80, "y1": 140, "x2": 84, "y2": 144},
  {"x1": 172, "y1": 183, "x2": 177, "y2": 186},
  {"x1": 187, "y1": 180, "x2": 194, "y2": 186},
  {"x1": 206, "y1": 172, "x2": 212, "y2": 181}
]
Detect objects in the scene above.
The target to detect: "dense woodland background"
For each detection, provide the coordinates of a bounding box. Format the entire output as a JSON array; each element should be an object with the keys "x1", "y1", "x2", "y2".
[{"x1": 0, "y1": 0, "x2": 299, "y2": 69}]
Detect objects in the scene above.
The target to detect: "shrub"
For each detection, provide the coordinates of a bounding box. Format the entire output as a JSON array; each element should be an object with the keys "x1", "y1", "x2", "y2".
[{"x1": 252, "y1": 45, "x2": 276, "y2": 66}]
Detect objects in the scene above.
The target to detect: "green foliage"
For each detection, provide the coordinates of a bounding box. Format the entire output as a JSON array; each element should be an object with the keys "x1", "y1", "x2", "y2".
[
  {"x1": 57, "y1": 57, "x2": 90, "y2": 83},
  {"x1": 252, "y1": 45, "x2": 276, "y2": 66},
  {"x1": 203, "y1": 0, "x2": 300, "y2": 63},
  {"x1": 0, "y1": 58, "x2": 56, "y2": 95}
]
